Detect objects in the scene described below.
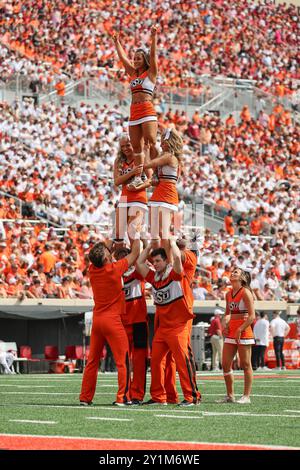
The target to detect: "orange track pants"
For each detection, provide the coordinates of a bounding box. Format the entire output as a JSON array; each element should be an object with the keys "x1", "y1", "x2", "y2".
[
  {"x1": 164, "y1": 319, "x2": 199, "y2": 403},
  {"x1": 150, "y1": 323, "x2": 200, "y2": 403},
  {"x1": 79, "y1": 313, "x2": 130, "y2": 404},
  {"x1": 124, "y1": 324, "x2": 148, "y2": 401}
]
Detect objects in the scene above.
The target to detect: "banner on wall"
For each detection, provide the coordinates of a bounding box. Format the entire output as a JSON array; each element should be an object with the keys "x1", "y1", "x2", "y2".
[{"x1": 265, "y1": 340, "x2": 300, "y2": 369}]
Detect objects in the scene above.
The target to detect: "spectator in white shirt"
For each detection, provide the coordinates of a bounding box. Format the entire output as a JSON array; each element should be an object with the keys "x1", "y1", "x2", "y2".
[
  {"x1": 192, "y1": 281, "x2": 208, "y2": 300},
  {"x1": 252, "y1": 312, "x2": 270, "y2": 370},
  {"x1": 270, "y1": 312, "x2": 290, "y2": 370},
  {"x1": 0, "y1": 341, "x2": 15, "y2": 374}
]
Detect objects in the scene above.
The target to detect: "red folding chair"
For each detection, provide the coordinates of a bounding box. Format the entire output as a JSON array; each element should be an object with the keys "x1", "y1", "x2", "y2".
[
  {"x1": 44, "y1": 345, "x2": 59, "y2": 361},
  {"x1": 65, "y1": 345, "x2": 76, "y2": 360},
  {"x1": 19, "y1": 345, "x2": 40, "y2": 373}
]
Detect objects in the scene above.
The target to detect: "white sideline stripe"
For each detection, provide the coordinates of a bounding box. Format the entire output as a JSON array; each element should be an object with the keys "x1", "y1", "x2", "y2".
[
  {"x1": 155, "y1": 414, "x2": 203, "y2": 420},
  {"x1": 203, "y1": 412, "x2": 300, "y2": 418},
  {"x1": 204, "y1": 393, "x2": 300, "y2": 399},
  {"x1": 0, "y1": 433, "x2": 299, "y2": 450},
  {"x1": 0, "y1": 385, "x2": 56, "y2": 388},
  {"x1": 7, "y1": 405, "x2": 300, "y2": 419},
  {"x1": 0, "y1": 392, "x2": 114, "y2": 396},
  {"x1": 9, "y1": 420, "x2": 57, "y2": 424},
  {"x1": 284, "y1": 410, "x2": 300, "y2": 413},
  {"x1": 86, "y1": 417, "x2": 132, "y2": 422}
]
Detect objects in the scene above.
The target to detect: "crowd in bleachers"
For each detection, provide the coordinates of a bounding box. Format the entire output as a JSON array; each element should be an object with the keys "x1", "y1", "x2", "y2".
[
  {"x1": 0, "y1": 220, "x2": 299, "y2": 303},
  {"x1": 0, "y1": 94, "x2": 299, "y2": 302},
  {"x1": 0, "y1": 0, "x2": 299, "y2": 97}
]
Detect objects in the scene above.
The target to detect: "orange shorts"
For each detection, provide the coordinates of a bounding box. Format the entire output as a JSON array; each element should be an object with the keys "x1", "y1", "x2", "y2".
[
  {"x1": 225, "y1": 319, "x2": 255, "y2": 345},
  {"x1": 148, "y1": 181, "x2": 178, "y2": 212},
  {"x1": 129, "y1": 102, "x2": 157, "y2": 126}
]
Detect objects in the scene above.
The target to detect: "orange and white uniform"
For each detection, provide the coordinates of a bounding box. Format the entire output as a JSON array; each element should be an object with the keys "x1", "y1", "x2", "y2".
[
  {"x1": 146, "y1": 266, "x2": 201, "y2": 404},
  {"x1": 148, "y1": 164, "x2": 179, "y2": 212},
  {"x1": 118, "y1": 158, "x2": 148, "y2": 211},
  {"x1": 163, "y1": 250, "x2": 199, "y2": 403},
  {"x1": 129, "y1": 71, "x2": 157, "y2": 126},
  {"x1": 224, "y1": 287, "x2": 255, "y2": 345},
  {"x1": 121, "y1": 267, "x2": 148, "y2": 401},
  {"x1": 79, "y1": 258, "x2": 131, "y2": 405}
]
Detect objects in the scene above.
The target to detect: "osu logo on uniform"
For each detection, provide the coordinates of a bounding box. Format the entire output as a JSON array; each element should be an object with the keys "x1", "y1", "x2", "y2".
[
  {"x1": 130, "y1": 78, "x2": 144, "y2": 87},
  {"x1": 154, "y1": 290, "x2": 170, "y2": 304},
  {"x1": 230, "y1": 302, "x2": 239, "y2": 310}
]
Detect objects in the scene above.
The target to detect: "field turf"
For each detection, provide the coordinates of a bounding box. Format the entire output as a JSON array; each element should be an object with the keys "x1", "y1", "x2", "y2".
[{"x1": 0, "y1": 370, "x2": 299, "y2": 450}]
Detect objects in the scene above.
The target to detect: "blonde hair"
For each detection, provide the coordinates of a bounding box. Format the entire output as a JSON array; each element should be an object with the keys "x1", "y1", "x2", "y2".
[
  {"x1": 239, "y1": 269, "x2": 254, "y2": 296},
  {"x1": 115, "y1": 134, "x2": 130, "y2": 173},
  {"x1": 162, "y1": 128, "x2": 183, "y2": 161}
]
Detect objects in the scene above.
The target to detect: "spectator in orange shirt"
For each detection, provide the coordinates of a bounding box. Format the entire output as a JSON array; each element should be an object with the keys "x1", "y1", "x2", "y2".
[
  {"x1": 43, "y1": 274, "x2": 58, "y2": 298},
  {"x1": 39, "y1": 244, "x2": 57, "y2": 273},
  {"x1": 225, "y1": 114, "x2": 235, "y2": 127},
  {"x1": 250, "y1": 217, "x2": 261, "y2": 236},
  {"x1": 240, "y1": 106, "x2": 251, "y2": 123},
  {"x1": 55, "y1": 79, "x2": 66, "y2": 97},
  {"x1": 224, "y1": 210, "x2": 235, "y2": 236}
]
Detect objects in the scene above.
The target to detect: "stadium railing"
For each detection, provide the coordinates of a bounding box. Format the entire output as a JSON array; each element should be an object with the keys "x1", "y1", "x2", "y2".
[{"x1": 0, "y1": 298, "x2": 297, "y2": 316}]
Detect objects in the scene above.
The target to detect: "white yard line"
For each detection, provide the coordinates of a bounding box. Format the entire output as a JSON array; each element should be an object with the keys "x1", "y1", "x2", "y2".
[
  {"x1": 284, "y1": 410, "x2": 300, "y2": 413},
  {"x1": 0, "y1": 385, "x2": 56, "y2": 388},
  {"x1": 204, "y1": 393, "x2": 300, "y2": 399},
  {"x1": 0, "y1": 392, "x2": 114, "y2": 395},
  {"x1": 8, "y1": 404, "x2": 300, "y2": 420},
  {"x1": 9, "y1": 419, "x2": 57, "y2": 424},
  {"x1": 155, "y1": 414, "x2": 204, "y2": 420},
  {"x1": 202, "y1": 411, "x2": 300, "y2": 418},
  {"x1": 86, "y1": 417, "x2": 132, "y2": 422}
]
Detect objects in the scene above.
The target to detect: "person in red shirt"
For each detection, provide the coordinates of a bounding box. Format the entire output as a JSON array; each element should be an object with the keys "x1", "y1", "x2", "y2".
[
  {"x1": 115, "y1": 247, "x2": 148, "y2": 405},
  {"x1": 79, "y1": 238, "x2": 141, "y2": 407},
  {"x1": 208, "y1": 308, "x2": 224, "y2": 371},
  {"x1": 137, "y1": 239, "x2": 201, "y2": 406}
]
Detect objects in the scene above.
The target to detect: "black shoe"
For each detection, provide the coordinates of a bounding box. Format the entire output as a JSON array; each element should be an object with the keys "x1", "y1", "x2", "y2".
[
  {"x1": 177, "y1": 400, "x2": 195, "y2": 407},
  {"x1": 80, "y1": 401, "x2": 93, "y2": 406},
  {"x1": 131, "y1": 398, "x2": 143, "y2": 405},
  {"x1": 112, "y1": 401, "x2": 132, "y2": 407},
  {"x1": 143, "y1": 399, "x2": 167, "y2": 406}
]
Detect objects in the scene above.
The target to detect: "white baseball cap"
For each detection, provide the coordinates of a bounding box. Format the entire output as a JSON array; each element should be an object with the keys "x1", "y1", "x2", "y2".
[{"x1": 214, "y1": 308, "x2": 224, "y2": 316}]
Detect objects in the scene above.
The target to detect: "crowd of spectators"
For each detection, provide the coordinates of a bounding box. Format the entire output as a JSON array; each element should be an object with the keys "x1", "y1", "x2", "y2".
[
  {"x1": 0, "y1": 0, "x2": 299, "y2": 98},
  {"x1": 0, "y1": 93, "x2": 299, "y2": 302},
  {"x1": 0, "y1": 221, "x2": 299, "y2": 303}
]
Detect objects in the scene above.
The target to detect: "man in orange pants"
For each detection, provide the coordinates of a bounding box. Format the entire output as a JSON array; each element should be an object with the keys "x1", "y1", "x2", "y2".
[
  {"x1": 115, "y1": 247, "x2": 148, "y2": 405},
  {"x1": 79, "y1": 238, "x2": 141, "y2": 407},
  {"x1": 164, "y1": 237, "x2": 200, "y2": 403},
  {"x1": 137, "y1": 239, "x2": 201, "y2": 406}
]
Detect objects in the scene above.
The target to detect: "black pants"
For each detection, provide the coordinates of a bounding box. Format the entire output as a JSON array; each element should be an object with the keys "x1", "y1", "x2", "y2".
[
  {"x1": 273, "y1": 336, "x2": 285, "y2": 367},
  {"x1": 252, "y1": 345, "x2": 267, "y2": 368}
]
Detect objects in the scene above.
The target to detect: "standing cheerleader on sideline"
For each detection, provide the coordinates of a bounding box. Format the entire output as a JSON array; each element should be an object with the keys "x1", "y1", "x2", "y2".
[
  {"x1": 112, "y1": 26, "x2": 158, "y2": 189},
  {"x1": 220, "y1": 267, "x2": 255, "y2": 404},
  {"x1": 143, "y1": 128, "x2": 183, "y2": 259},
  {"x1": 113, "y1": 135, "x2": 152, "y2": 245}
]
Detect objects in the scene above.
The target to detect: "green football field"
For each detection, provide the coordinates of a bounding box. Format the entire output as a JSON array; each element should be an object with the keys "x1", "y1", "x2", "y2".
[{"x1": 0, "y1": 370, "x2": 300, "y2": 449}]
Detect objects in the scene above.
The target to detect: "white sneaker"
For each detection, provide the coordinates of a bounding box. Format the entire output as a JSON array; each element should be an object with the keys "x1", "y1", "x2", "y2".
[
  {"x1": 236, "y1": 395, "x2": 251, "y2": 404},
  {"x1": 127, "y1": 176, "x2": 143, "y2": 190},
  {"x1": 216, "y1": 396, "x2": 235, "y2": 403},
  {"x1": 281, "y1": 366, "x2": 286, "y2": 370}
]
